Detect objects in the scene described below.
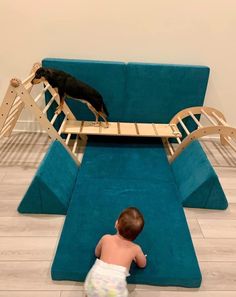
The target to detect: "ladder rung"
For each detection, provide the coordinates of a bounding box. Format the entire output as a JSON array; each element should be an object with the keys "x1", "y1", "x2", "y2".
[
  {"x1": 0, "y1": 121, "x2": 12, "y2": 136},
  {"x1": 50, "y1": 113, "x2": 58, "y2": 125},
  {"x1": 164, "y1": 138, "x2": 174, "y2": 156},
  {"x1": 188, "y1": 111, "x2": 203, "y2": 128},
  {"x1": 43, "y1": 94, "x2": 57, "y2": 114},
  {"x1": 178, "y1": 117, "x2": 190, "y2": 135},
  {"x1": 176, "y1": 137, "x2": 182, "y2": 144},
  {"x1": 4, "y1": 112, "x2": 17, "y2": 126},
  {"x1": 201, "y1": 109, "x2": 217, "y2": 126},
  {"x1": 5, "y1": 108, "x2": 19, "y2": 125},
  {"x1": 10, "y1": 98, "x2": 22, "y2": 113},
  {"x1": 34, "y1": 84, "x2": 51, "y2": 103},
  {"x1": 22, "y1": 72, "x2": 35, "y2": 85},
  {"x1": 65, "y1": 133, "x2": 72, "y2": 145},
  {"x1": 58, "y1": 114, "x2": 68, "y2": 135},
  {"x1": 72, "y1": 135, "x2": 79, "y2": 154},
  {"x1": 223, "y1": 136, "x2": 236, "y2": 152},
  {"x1": 212, "y1": 111, "x2": 228, "y2": 126}
]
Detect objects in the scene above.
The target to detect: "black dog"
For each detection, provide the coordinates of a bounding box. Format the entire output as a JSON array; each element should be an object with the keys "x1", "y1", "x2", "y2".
[{"x1": 31, "y1": 67, "x2": 109, "y2": 127}]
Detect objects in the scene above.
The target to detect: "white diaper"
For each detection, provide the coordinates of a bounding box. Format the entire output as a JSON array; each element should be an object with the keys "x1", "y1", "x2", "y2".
[{"x1": 84, "y1": 259, "x2": 130, "y2": 297}]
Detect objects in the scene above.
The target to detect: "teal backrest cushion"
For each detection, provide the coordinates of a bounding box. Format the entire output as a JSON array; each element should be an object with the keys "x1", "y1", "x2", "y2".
[{"x1": 125, "y1": 63, "x2": 209, "y2": 123}]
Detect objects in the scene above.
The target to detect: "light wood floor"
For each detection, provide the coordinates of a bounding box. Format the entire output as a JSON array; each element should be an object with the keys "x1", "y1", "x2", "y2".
[{"x1": 0, "y1": 132, "x2": 236, "y2": 297}]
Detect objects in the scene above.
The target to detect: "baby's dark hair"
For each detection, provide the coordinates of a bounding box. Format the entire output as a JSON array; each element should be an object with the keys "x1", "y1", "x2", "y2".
[{"x1": 117, "y1": 207, "x2": 144, "y2": 241}]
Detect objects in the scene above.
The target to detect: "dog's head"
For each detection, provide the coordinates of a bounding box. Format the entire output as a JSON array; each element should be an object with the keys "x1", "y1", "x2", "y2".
[{"x1": 31, "y1": 67, "x2": 50, "y2": 84}]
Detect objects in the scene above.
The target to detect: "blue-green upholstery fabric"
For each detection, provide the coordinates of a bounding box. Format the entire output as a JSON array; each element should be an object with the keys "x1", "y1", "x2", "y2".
[
  {"x1": 124, "y1": 63, "x2": 209, "y2": 123},
  {"x1": 171, "y1": 141, "x2": 228, "y2": 210},
  {"x1": 51, "y1": 137, "x2": 201, "y2": 287},
  {"x1": 18, "y1": 141, "x2": 79, "y2": 215}
]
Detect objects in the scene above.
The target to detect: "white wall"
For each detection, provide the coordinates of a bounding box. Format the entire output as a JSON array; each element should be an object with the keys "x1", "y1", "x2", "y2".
[{"x1": 0, "y1": 0, "x2": 236, "y2": 131}]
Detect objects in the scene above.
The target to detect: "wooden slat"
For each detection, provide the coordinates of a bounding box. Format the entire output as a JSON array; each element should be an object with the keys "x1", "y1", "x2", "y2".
[
  {"x1": 43, "y1": 94, "x2": 57, "y2": 114},
  {"x1": 222, "y1": 136, "x2": 236, "y2": 152},
  {"x1": 201, "y1": 109, "x2": 218, "y2": 126},
  {"x1": 188, "y1": 111, "x2": 203, "y2": 128},
  {"x1": 65, "y1": 133, "x2": 72, "y2": 145},
  {"x1": 178, "y1": 117, "x2": 190, "y2": 135},
  {"x1": 34, "y1": 84, "x2": 50, "y2": 103},
  {"x1": 212, "y1": 111, "x2": 228, "y2": 126},
  {"x1": 22, "y1": 72, "x2": 35, "y2": 85},
  {"x1": 63, "y1": 121, "x2": 181, "y2": 138},
  {"x1": 58, "y1": 114, "x2": 68, "y2": 135},
  {"x1": 50, "y1": 113, "x2": 58, "y2": 125}
]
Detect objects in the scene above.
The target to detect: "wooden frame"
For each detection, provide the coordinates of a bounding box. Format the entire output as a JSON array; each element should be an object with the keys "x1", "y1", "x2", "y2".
[
  {"x1": 1, "y1": 63, "x2": 235, "y2": 165},
  {"x1": 163, "y1": 106, "x2": 236, "y2": 162}
]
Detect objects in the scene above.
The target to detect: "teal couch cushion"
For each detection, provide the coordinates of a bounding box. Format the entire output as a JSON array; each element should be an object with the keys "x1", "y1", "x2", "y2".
[
  {"x1": 51, "y1": 137, "x2": 201, "y2": 287},
  {"x1": 18, "y1": 141, "x2": 79, "y2": 214},
  {"x1": 171, "y1": 141, "x2": 228, "y2": 210},
  {"x1": 124, "y1": 62, "x2": 209, "y2": 123}
]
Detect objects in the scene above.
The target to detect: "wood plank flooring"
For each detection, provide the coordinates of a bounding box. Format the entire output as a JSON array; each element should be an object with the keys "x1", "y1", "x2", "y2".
[{"x1": 0, "y1": 133, "x2": 236, "y2": 296}]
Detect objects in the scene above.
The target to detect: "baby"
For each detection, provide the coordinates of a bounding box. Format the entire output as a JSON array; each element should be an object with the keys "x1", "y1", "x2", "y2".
[{"x1": 84, "y1": 207, "x2": 146, "y2": 297}]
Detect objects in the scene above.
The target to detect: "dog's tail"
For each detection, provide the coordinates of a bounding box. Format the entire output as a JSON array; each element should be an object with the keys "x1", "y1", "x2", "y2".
[{"x1": 102, "y1": 101, "x2": 109, "y2": 117}]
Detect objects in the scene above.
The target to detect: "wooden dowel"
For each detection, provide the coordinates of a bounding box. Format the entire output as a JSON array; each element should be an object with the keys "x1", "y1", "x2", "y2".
[
  {"x1": 0, "y1": 122, "x2": 12, "y2": 135},
  {"x1": 201, "y1": 109, "x2": 217, "y2": 126},
  {"x1": 22, "y1": 72, "x2": 35, "y2": 85},
  {"x1": 212, "y1": 111, "x2": 228, "y2": 126},
  {"x1": 10, "y1": 98, "x2": 22, "y2": 114},
  {"x1": 176, "y1": 137, "x2": 182, "y2": 144},
  {"x1": 58, "y1": 115, "x2": 68, "y2": 135},
  {"x1": 223, "y1": 136, "x2": 236, "y2": 152},
  {"x1": 43, "y1": 94, "x2": 57, "y2": 114},
  {"x1": 5, "y1": 108, "x2": 19, "y2": 125},
  {"x1": 13, "y1": 96, "x2": 21, "y2": 104},
  {"x1": 34, "y1": 84, "x2": 50, "y2": 103},
  {"x1": 72, "y1": 135, "x2": 79, "y2": 154},
  {"x1": 4, "y1": 113, "x2": 16, "y2": 126},
  {"x1": 178, "y1": 117, "x2": 190, "y2": 135},
  {"x1": 50, "y1": 113, "x2": 58, "y2": 125},
  {"x1": 166, "y1": 139, "x2": 174, "y2": 156},
  {"x1": 65, "y1": 133, "x2": 72, "y2": 145},
  {"x1": 188, "y1": 111, "x2": 203, "y2": 128}
]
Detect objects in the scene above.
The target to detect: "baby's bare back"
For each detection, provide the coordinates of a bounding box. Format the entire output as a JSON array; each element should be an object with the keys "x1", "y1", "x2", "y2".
[{"x1": 99, "y1": 234, "x2": 141, "y2": 269}]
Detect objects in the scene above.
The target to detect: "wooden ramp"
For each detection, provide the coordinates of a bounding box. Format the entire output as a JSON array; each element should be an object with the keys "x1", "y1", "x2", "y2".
[
  {"x1": 0, "y1": 63, "x2": 235, "y2": 165},
  {"x1": 63, "y1": 120, "x2": 181, "y2": 138}
]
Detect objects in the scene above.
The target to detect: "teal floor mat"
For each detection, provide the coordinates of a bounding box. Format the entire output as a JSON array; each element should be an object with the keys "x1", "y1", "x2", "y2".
[{"x1": 51, "y1": 137, "x2": 201, "y2": 287}]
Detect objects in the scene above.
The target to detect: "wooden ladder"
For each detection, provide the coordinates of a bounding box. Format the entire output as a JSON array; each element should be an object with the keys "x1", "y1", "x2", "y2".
[{"x1": 0, "y1": 63, "x2": 82, "y2": 165}]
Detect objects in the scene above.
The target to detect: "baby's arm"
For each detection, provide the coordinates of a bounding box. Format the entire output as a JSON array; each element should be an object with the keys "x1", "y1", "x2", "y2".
[
  {"x1": 95, "y1": 235, "x2": 108, "y2": 258},
  {"x1": 95, "y1": 237, "x2": 103, "y2": 257},
  {"x1": 134, "y1": 245, "x2": 147, "y2": 268}
]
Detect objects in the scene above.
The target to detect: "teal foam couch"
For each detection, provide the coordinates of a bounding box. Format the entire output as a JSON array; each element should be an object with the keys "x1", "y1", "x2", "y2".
[{"x1": 18, "y1": 58, "x2": 228, "y2": 288}]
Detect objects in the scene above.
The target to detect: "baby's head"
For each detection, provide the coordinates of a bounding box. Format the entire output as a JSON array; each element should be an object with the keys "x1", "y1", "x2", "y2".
[{"x1": 116, "y1": 207, "x2": 144, "y2": 241}]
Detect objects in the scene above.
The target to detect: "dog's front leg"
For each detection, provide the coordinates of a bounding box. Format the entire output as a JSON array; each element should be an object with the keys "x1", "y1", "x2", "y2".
[{"x1": 55, "y1": 91, "x2": 65, "y2": 114}]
